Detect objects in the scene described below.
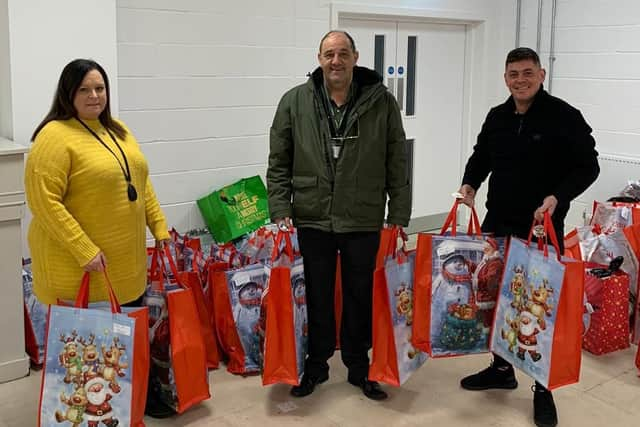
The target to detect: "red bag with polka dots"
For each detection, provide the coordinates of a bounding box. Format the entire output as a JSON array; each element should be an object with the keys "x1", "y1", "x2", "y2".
[{"x1": 582, "y1": 264, "x2": 630, "y2": 355}]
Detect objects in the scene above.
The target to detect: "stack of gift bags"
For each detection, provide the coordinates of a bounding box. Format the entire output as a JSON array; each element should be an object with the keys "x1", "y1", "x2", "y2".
[
  {"x1": 565, "y1": 200, "x2": 640, "y2": 344},
  {"x1": 562, "y1": 199, "x2": 640, "y2": 376},
  {"x1": 26, "y1": 175, "x2": 640, "y2": 417},
  {"x1": 370, "y1": 201, "x2": 588, "y2": 391}
]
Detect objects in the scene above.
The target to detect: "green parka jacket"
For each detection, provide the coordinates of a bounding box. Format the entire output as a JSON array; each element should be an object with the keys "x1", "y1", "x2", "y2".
[{"x1": 267, "y1": 66, "x2": 411, "y2": 232}]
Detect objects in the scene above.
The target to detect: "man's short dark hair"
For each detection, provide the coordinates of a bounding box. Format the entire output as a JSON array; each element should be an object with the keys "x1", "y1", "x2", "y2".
[
  {"x1": 319, "y1": 30, "x2": 357, "y2": 53},
  {"x1": 505, "y1": 47, "x2": 541, "y2": 67}
]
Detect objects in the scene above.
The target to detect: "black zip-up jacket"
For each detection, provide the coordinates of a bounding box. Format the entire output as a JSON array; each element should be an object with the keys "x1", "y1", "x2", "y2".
[{"x1": 462, "y1": 87, "x2": 600, "y2": 238}]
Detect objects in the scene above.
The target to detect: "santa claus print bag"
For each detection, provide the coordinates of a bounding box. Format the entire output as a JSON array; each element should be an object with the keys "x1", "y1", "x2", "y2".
[
  {"x1": 412, "y1": 200, "x2": 505, "y2": 357},
  {"x1": 490, "y1": 213, "x2": 584, "y2": 390},
  {"x1": 38, "y1": 271, "x2": 149, "y2": 427}
]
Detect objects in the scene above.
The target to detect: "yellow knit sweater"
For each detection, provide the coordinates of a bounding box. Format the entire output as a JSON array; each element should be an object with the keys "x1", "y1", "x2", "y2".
[{"x1": 25, "y1": 118, "x2": 170, "y2": 304}]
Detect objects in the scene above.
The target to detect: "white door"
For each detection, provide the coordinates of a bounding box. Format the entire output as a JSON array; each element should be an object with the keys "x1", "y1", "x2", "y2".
[{"x1": 341, "y1": 18, "x2": 467, "y2": 232}]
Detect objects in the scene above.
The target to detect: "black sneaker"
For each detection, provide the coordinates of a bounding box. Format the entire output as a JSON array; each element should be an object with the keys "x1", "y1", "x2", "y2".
[
  {"x1": 348, "y1": 378, "x2": 388, "y2": 401},
  {"x1": 533, "y1": 384, "x2": 558, "y2": 427},
  {"x1": 290, "y1": 372, "x2": 329, "y2": 397},
  {"x1": 460, "y1": 362, "x2": 518, "y2": 391}
]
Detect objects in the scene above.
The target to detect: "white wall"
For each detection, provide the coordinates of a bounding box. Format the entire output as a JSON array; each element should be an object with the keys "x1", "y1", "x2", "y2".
[
  {"x1": 7, "y1": 0, "x2": 118, "y2": 145},
  {"x1": 0, "y1": 0, "x2": 12, "y2": 139},
  {"x1": 10, "y1": 0, "x2": 635, "y2": 240},
  {"x1": 517, "y1": 0, "x2": 640, "y2": 227},
  {"x1": 4, "y1": 0, "x2": 118, "y2": 256},
  {"x1": 116, "y1": 0, "x2": 512, "y2": 233},
  {"x1": 116, "y1": 0, "x2": 331, "y2": 233}
]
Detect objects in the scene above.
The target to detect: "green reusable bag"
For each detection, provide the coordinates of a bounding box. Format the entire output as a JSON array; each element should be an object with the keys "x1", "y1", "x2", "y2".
[{"x1": 197, "y1": 176, "x2": 270, "y2": 243}]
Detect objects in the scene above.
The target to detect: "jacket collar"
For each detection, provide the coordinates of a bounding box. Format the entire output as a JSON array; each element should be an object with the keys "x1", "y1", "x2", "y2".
[
  {"x1": 504, "y1": 84, "x2": 549, "y2": 115},
  {"x1": 308, "y1": 66, "x2": 382, "y2": 93}
]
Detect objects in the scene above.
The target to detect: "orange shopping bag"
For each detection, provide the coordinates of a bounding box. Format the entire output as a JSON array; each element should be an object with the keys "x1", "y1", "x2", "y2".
[
  {"x1": 38, "y1": 272, "x2": 149, "y2": 427},
  {"x1": 262, "y1": 229, "x2": 306, "y2": 385},
  {"x1": 412, "y1": 200, "x2": 505, "y2": 357},
  {"x1": 369, "y1": 227, "x2": 427, "y2": 386},
  {"x1": 490, "y1": 213, "x2": 584, "y2": 390},
  {"x1": 212, "y1": 262, "x2": 266, "y2": 375},
  {"x1": 145, "y1": 247, "x2": 210, "y2": 413},
  {"x1": 177, "y1": 271, "x2": 220, "y2": 369}
]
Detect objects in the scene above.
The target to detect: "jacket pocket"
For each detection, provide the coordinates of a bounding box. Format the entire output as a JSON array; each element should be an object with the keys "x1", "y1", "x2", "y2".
[
  {"x1": 292, "y1": 175, "x2": 323, "y2": 220},
  {"x1": 350, "y1": 186, "x2": 385, "y2": 223}
]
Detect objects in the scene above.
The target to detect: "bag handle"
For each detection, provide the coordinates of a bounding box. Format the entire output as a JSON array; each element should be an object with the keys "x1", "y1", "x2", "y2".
[
  {"x1": 74, "y1": 271, "x2": 122, "y2": 313},
  {"x1": 271, "y1": 229, "x2": 296, "y2": 263},
  {"x1": 527, "y1": 211, "x2": 562, "y2": 260},
  {"x1": 382, "y1": 225, "x2": 409, "y2": 261},
  {"x1": 440, "y1": 198, "x2": 482, "y2": 237},
  {"x1": 149, "y1": 245, "x2": 185, "y2": 292}
]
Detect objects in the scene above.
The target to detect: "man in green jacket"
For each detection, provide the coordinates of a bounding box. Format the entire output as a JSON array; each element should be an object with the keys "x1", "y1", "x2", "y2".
[{"x1": 267, "y1": 30, "x2": 411, "y2": 401}]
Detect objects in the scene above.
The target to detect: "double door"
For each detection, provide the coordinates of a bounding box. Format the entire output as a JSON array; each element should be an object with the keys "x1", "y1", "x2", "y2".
[{"x1": 341, "y1": 18, "x2": 468, "y2": 231}]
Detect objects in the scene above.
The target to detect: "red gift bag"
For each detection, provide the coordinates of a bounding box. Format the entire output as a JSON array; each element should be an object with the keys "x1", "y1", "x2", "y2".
[
  {"x1": 590, "y1": 200, "x2": 640, "y2": 234},
  {"x1": 582, "y1": 265, "x2": 630, "y2": 355},
  {"x1": 490, "y1": 213, "x2": 585, "y2": 390},
  {"x1": 413, "y1": 200, "x2": 504, "y2": 357},
  {"x1": 39, "y1": 272, "x2": 149, "y2": 427},
  {"x1": 23, "y1": 259, "x2": 48, "y2": 366},
  {"x1": 156, "y1": 245, "x2": 219, "y2": 370},
  {"x1": 212, "y1": 262, "x2": 266, "y2": 375},
  {"x1": 622, "y1": 224, "x2": 640, "y2": 343},
  {"x1": 205, "y1": 260, "x2": 230, "y2": 359},
  {"x1": 262, "y1": 230, "x2": 307, "y2": 385},
  {"x1": 566, "y1": 224, "x2": 640, "y2": 343},
  {"x1": 369, "y1": 227, "x2": 427, "y2": 386},
  {"x1": 177, "y1": 271, "x2": 220, "y2": 369},
  {"x1": 146, "y1": 248, "x2": 210, "y2": 413}
]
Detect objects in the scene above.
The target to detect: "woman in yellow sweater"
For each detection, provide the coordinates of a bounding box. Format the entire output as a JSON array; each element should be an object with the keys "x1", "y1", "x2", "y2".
[
  {"x1": 26, "y1": 59, "x2": 176, "y2": 418},
  {"x1": 25, "y1": 59, "x2": 169, "y2": 306}
]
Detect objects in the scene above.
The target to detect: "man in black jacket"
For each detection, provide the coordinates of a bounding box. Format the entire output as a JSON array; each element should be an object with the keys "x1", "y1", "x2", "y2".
[{"x1": 458, "y1": 47, "x2": 599, "y2": 427}]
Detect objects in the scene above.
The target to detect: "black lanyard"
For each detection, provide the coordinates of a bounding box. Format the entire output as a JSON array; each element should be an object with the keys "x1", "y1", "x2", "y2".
[
  {"x1": 321, "y1": 84, "x2": 353, "y2": 138},
  {"x1": 75, "y1": 118, "x2": 138, "y2": 201}
]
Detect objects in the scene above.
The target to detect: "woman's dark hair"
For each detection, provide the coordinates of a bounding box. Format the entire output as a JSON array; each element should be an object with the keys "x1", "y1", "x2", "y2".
[{"x1": 31, "y1": 59, "x2": 126, "y2": 141}]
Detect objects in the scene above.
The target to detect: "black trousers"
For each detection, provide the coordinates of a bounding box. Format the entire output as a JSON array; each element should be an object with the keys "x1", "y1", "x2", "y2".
[{"x1": 297, "y1": 227, "x2": 380, "y2": 382}]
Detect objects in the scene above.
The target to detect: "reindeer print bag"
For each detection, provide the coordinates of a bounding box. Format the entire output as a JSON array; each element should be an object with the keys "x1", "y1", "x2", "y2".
[
  {"x1": 38, "y1": 271, "x2": 149, "y2": 427},
  {"x1": 490, "y1": 213, "x2": 585, "y2": 390}
]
